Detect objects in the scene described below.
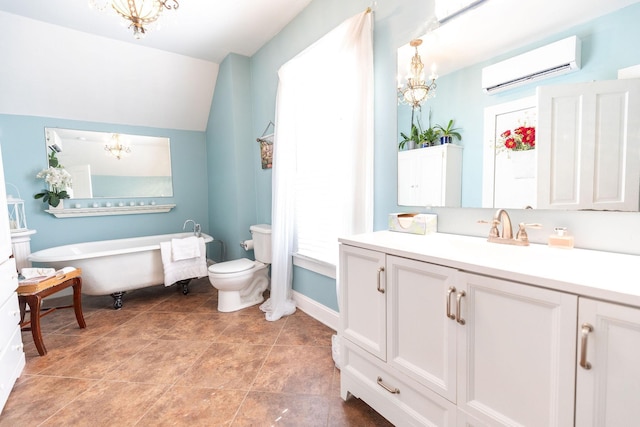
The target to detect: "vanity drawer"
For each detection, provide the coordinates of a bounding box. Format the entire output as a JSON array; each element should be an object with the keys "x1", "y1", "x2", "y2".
[
  {"x1": 341, "y1": 340, "x2": 456, "y2": 426},
  {"x1": 0, "y1": 325, "x2": 25, "y2": 412},
  {"x1": 0, "y1": 258, "x2": 18, "y2": 304},
  {"x1": 0, "y1": 291, "x2": 20, "y2": 347}
]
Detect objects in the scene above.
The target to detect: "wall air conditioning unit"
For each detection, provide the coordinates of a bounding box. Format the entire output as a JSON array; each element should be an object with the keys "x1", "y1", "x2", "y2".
[
  {"x1": 45, "y1": 129, "x2": 63, "y2": 152},
  {"x1": 482, "y1": 36, "x2": 581, "y2": 94}
]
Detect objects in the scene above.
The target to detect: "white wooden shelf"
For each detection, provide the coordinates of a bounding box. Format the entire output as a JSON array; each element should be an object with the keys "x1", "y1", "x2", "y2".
[{"x1": 45, "y1": 204, "x2": 176, "y2": 218}]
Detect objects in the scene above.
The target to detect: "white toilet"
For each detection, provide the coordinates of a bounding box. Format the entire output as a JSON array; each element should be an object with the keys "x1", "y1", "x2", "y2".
[{"x1": 208, "y1": 224, "x2": 272, "y2": 312}]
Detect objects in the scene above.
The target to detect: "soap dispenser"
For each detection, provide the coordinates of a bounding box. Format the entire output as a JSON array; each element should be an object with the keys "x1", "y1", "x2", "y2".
[{"x1": 548, "y1": 227, "x2": 574, "y2": 249}]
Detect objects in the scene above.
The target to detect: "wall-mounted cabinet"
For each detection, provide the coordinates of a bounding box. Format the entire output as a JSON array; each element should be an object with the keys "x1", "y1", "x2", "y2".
[{"x1": 397, "y1": 144, "x2": 462, "y2": 207}]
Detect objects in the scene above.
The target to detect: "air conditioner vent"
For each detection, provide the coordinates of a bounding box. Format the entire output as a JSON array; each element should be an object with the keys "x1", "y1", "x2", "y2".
[{"x1": 482, "y1": 36, "x2": 581, "y2": 94}]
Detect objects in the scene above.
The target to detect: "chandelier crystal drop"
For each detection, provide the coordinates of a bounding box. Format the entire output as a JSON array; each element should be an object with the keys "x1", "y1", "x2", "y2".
[
  {"x1": 90, "y1": 0, "x2": 179, "y2": 39},
  {"x1": 398, "y1": 39, "x2": 438, "y2": 109}
]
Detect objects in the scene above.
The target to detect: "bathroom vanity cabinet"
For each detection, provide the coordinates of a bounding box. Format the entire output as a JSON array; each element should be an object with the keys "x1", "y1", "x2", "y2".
[
  {"x1": 339, "y1": 231, "x2": 640, "y2": 426},
  {"x1": 0, "y1": 145, "x2": 25, "y2": 414},
  {"x1": 397, "y1": 144, "x2": 462, "y2": 207}
]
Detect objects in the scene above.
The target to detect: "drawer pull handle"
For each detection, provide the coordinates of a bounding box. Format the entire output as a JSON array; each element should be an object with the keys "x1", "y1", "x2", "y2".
[
  {"x1": 580, "y1": 323, "x2": 593, "y2": 370},
  {"x1": 376, "y1": 267, "x2": 385, "y2": 294},
  {"x1": 446, "y1": 287, "x2": 456, "y2": 320},
  {"x1": 456, "y1": 291, "x2": 466, "y2": 325},
  {"x1": 377, "y1": 376, "x2": 400, "y2": 394}
]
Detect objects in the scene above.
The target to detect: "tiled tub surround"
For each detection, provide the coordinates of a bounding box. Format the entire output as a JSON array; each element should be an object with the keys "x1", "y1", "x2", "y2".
[{"x1": 0, "y1": 279, "x2": 391, "y2": 426}]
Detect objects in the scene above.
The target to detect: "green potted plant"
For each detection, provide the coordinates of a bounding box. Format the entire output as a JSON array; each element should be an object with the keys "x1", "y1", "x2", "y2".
[
  {"x1": 399, "y1": 123, "x2": 421, "y2": 150},
  {"x1": 421, "y1": 126, "x2": 441, "y2": 147},
  {"x1": 435, "y1": 119, "x2": 462, "y2": 144},
  {"x1": 48, "y1": 151, "x2": 60, "y2": 168}
]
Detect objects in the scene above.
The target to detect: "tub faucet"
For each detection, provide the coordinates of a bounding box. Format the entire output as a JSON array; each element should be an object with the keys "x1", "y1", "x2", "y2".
[
  {"x1": 183, "y1": 219, "x2": 201, "y2": 237},
  {"x1": 183, "y1": 219, "x2": 195, "y2": 232}
]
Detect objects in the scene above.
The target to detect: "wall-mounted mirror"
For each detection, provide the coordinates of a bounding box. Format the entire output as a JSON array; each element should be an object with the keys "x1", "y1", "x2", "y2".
[
  {"x1": 45, "y1": 128, "x2": 173, "y2": 199},
  {"x1": 396, "y1": 0, "x2": 640, "y2": 211}
]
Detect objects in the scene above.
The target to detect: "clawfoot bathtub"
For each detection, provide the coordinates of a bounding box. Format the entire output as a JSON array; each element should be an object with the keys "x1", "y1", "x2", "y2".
[{"x1": 28, "y1": 232, "x2": 213, "y2": 309}]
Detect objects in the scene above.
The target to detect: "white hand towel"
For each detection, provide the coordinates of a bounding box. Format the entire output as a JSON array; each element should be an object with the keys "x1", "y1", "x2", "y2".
[
  {"x1": 171, "y1": 236, "x2": 201, "y2": 261},
  {"x1": 160, "y1": 237, "x2": 208, "y2": 286},
  {"x1": 21, "y1": 267, "x2": 56, "y2": 279}
]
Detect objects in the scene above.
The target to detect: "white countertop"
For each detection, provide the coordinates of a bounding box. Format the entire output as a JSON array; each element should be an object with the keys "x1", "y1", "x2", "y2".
[{"x1": 339, "y1": 231, "x2": 640, "y2": 307}]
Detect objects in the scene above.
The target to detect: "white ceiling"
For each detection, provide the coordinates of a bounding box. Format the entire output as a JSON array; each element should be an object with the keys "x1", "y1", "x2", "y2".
[
  {"x1": 1, "y1": 0, "x2": 638, "y2": 132},
  {"x1": 399, "y1": 0, "x2": 639, "y2": 78},
  {"x1": 0, "y1": 0, "x2": 314, "y2": 64},
  {"x1": 1, "y1": 0, "x2": 638, "y2": 72}
]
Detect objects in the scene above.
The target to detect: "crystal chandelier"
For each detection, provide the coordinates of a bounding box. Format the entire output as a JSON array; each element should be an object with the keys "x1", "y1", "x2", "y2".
[
  {"x1": 398, "y1": 39, "x2": 438, "y2": 109},
  {"x1": 90, "y1": 0, "x2": 180, "y2": 39},
  {"x1": 105, "y1": 134, "x2": 132, "y2": 160}
]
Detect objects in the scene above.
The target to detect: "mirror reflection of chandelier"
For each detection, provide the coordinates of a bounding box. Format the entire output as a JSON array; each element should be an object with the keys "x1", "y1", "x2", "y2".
[
  {"x1": 398, "y1": 39, "x2": 438, "y2": 109},
  {"x1": 105, "y1": 134, "x2": 132, "y2": 160},
  {"x1": 90, "y1": 0, "x2": 180, "y2": 39}
]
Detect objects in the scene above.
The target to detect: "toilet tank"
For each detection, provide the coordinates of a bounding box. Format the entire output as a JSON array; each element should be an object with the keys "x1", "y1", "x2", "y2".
[{"x1": 250, "y1": 224, "x2": 272, "y2": 264}]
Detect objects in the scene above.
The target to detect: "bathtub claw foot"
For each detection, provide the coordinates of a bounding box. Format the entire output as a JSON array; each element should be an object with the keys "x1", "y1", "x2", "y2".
[
  {"x1": 111, "y1": 292, "x2": 125, "y2": 310},
  {"x1": 177, "y1": 279, "x2": 190, "y2": 295}
]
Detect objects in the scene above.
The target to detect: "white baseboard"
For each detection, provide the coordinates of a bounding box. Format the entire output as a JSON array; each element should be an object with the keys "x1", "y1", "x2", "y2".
[{"x1": 292, "y1": 290, "x2": 339, "y2": 332}]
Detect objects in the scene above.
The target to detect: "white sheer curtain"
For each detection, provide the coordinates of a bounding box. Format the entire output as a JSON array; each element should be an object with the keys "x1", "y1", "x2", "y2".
[{"x1": 260, "y1": 10, "x2": 373, "y2": 322}]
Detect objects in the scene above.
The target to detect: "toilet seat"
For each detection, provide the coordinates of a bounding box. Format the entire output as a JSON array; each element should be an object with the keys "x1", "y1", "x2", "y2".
[{"x1": 208, "y1": 258, "x2": 255, "y2": 274}]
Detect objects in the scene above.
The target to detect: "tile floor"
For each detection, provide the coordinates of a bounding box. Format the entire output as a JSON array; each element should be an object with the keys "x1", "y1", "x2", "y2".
[{"x1": 1, "y1": 278, "x2": 393, "y2": 426}]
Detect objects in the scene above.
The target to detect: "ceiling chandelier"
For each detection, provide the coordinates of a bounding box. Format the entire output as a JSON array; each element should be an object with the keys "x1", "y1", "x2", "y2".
[
  {"x1": 105, "y1": 134, "x2": 132, "y2": 160},
  {"x1": 398, "y1": 39, "x2": 438, "y2": 109},
  {"x1": 90, "y1": 0, "x2": 180, "y2": 39}
]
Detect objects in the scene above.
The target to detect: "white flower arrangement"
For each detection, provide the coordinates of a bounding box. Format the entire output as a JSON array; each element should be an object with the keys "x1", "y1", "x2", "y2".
[{"x1": 34, "y1": 166, "x2": 73, "y2": 207}]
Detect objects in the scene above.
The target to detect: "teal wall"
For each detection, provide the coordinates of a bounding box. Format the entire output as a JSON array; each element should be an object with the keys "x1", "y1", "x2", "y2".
[
  {"x1": 0, "y1": 115, "x2": 208, "y2": 252},
  {"x1": 1, "y1": 1, "x2": 639, "y2": 315},
  {"x1": 205, "y1": 53, "x2": 258, "y2": 262}
]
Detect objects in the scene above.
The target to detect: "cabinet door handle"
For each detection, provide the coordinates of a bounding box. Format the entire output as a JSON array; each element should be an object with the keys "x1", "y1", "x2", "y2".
[
  {"x1": 456, "y1": 291, "x2": 466, "y2": 325},
  {"x1": 446, "y1": 287, "x2": 457, "y2": 319},
  {"x1": 580, "y1": 323, "x2": 593, "y2": 370},
  {"x1": 376, "y1": 266, "x2": 385, "y2": 294},
  {"x1": 377, "y1": 376, "x2": 400, "y2": 394}
]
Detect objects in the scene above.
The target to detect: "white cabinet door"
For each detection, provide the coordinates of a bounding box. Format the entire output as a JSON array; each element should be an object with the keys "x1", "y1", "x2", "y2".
[
  {"x1": 386, "y1": 256, "x2": 458, "y2": 402},
  {"x1": 537, "y1": 78, "x2": 640, "y2": 211},
  {"x1": 339, "y1": 244, "x2": 387, "y2": 361},
  {"x1": 397, "y1": 149, "x2": 423, "y2": 206},
  {"x1": 398, "y1": 145, "x2": 462, "y2": 207},
  {"x1": 576, "y1": 298, "x2": 640, "y2": 427},
  {"x1": 456, "y1": 273, "x2": 577, "y2": 427}
]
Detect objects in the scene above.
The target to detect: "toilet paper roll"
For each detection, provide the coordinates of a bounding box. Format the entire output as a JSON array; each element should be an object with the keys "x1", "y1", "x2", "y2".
[{"x1": 240, "y1": 240, "x2": 254, "y2": 251}]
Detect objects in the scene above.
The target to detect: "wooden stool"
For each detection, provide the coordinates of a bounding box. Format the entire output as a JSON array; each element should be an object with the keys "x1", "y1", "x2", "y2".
[{"x1": 18, "y1": 268, "x2": 86, "y2": 356}]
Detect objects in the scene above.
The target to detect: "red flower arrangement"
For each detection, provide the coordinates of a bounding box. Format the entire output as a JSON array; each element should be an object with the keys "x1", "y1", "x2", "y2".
[{"x1": 499, "y1": 125, "x2": 536, "y2": 151}]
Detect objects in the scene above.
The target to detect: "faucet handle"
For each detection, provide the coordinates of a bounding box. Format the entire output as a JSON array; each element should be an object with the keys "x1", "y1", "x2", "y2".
[
  {"x1": 477, "y1": 219, "x2": 501, "y2": 238},
  {"x1": 516, "y1": 222, "x2": 542, "y2": 243}
]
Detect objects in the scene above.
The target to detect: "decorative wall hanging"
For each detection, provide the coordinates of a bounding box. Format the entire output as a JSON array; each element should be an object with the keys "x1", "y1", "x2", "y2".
[{"x1": 257, "y1": 121, "x2": 274, "y2": 169}]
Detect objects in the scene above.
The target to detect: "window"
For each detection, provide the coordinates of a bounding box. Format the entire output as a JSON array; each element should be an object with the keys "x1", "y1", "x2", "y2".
[{"x1": 274, "y1": 11, "x2": 373, "y2": 269}]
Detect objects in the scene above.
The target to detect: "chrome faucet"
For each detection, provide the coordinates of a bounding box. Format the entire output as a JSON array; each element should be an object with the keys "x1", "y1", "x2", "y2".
[
  {"x1": 483, "y1": 209, "x2": 541, "y2": 246},
  {"x1": 183, "y1": 219, "x2": 201, "y2": 237}
]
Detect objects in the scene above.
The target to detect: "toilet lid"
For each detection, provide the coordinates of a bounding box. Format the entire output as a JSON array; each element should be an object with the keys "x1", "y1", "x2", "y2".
[{"x1": 208, "y1": 258, "x2": 255, "y2": 274}]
